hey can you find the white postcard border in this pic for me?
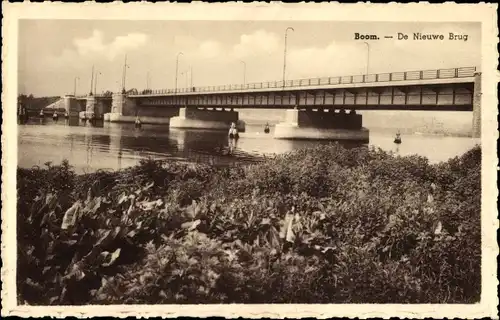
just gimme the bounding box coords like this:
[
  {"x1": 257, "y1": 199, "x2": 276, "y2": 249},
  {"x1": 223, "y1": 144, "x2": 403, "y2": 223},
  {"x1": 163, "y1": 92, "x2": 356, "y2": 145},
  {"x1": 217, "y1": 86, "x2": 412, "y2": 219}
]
[{"x1": 2, "y1": 2, "x2": 498, "y2": 318}]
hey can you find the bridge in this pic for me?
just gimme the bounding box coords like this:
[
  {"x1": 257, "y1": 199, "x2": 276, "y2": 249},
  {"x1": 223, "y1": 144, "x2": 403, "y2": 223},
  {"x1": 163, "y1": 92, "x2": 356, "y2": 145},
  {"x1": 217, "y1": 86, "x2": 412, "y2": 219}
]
[{"x1": 61, "y1": 66, "x2": 481, "y2": 140}]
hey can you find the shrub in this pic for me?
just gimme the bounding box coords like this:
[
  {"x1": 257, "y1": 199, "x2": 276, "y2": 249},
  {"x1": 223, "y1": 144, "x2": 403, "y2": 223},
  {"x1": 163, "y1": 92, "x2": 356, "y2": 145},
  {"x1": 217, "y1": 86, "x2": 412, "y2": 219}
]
[{"x1": 17, "y1": 144, "x2": 481, "y2": 304}]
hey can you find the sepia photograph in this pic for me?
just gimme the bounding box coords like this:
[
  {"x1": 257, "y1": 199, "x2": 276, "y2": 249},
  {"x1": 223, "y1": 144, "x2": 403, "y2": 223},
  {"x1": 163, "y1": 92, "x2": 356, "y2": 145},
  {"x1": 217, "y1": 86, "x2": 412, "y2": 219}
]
[{"x1": 2, "y1": 2, "x2": 498, "y2": 319}]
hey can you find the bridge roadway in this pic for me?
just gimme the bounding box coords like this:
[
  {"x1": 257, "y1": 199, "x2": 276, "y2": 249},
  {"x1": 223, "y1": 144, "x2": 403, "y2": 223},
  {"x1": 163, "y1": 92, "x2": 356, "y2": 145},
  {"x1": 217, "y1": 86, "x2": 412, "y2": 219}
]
[
  {"x1": 129, "y1": 66, "x2": 477, "y2": 112},
  {"x1": 65, "y1": 66, "x2": 481, "y2": 140}
]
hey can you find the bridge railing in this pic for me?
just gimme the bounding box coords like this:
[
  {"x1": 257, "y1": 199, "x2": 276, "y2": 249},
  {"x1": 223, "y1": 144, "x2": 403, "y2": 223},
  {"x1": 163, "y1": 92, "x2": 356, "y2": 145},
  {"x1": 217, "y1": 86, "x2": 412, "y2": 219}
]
[
  {"x1": 134, "y1": 66, "x2": 477, "y2": 96},
  {"x1": 74, "y1": 94, "x2": 112, "y2": 99}
]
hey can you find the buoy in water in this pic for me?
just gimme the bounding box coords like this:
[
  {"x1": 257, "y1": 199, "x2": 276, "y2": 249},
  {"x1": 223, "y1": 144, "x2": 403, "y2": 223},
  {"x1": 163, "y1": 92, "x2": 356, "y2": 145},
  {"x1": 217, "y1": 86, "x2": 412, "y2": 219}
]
[
  {"x1": 394, "y1": 133, "x2": 402, "y2": 144},
  {"x1": 228, "y1": 122, "x2": 239, "y2": 139}
]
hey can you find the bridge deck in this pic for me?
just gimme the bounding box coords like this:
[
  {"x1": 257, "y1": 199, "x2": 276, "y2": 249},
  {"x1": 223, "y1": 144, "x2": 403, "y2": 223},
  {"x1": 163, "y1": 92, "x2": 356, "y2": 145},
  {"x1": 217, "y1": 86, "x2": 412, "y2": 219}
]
[
  {"x1": 71, "y1": 67, "x2": 477, "y2": 112},
  {"x1": 130, "y1": 66, "x2": 477, "y2": 98}
]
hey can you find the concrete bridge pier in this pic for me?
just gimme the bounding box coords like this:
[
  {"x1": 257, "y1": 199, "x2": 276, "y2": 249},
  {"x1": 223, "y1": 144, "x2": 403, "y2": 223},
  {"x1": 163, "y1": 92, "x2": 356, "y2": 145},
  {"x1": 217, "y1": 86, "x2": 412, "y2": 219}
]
[
  {"x1": 105, "y1": 93, "x2": 135, "y2": 122},
  {"x1": 63, "y1": 96, "x2": 86, "y2": 117},
  {"x1": 79, "y1": 95, "x2": 111, "y2": 120},
  {"x1": 274, "y1": 108, "x2": 369, "y2": 142},
  {"x1": 170, "y1": 107, "x2": 246, "y2": 131},
  {"x1": 84, "y1": 95, "x2": 97, "y2": 119},
  {"x1": 472, "y1": 72, "x2": 481, "y2": 138}
]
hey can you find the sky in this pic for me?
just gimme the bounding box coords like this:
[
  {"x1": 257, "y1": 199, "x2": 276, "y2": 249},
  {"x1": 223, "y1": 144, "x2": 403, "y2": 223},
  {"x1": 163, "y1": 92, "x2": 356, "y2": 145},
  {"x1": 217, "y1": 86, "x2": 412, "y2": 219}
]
[{"x1": 18, "y1": 20, "x2": 481, "y2": 97}]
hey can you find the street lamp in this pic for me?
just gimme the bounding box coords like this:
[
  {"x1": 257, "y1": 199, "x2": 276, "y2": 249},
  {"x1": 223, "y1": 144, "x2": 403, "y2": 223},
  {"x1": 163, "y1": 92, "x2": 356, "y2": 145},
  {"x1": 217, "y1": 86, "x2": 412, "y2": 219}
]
[
  {"x1": 190, "y1": 66, "x2": 193, "y2": 88},
  {"x1": 363, "y1": 42, "x2": 370, "y2": 75},
  {"x1": 240, "y1": 60, "x2": 246, "y2": 86},
  {"x1": 73, "y1": 76, "x2": 79, "y2": 96},
  {"x1": 282, "y1": 27, "x2": 294, "y2": 88},
  {"x1": 94, "y1": 71, "x2": 102, "y2": 95},
  {"x1": 122, "y1": 54, "x2": 130, "y2": 93},
  {"x1": 175, "y1": 52, "x2": 184, "y2": 95},
  {"x1": 180, "y1": 71, "x2": 189, "y2": 88},
  {"x1": 89, "y1": 65, "x2": 94, "y2": 95}
]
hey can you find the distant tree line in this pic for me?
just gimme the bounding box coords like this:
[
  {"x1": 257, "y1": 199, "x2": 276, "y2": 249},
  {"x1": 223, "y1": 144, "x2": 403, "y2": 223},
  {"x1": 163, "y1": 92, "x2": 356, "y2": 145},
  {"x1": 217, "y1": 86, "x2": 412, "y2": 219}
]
[{"x1": 18, "y1": 94, "x2": 60, "y2": 111}]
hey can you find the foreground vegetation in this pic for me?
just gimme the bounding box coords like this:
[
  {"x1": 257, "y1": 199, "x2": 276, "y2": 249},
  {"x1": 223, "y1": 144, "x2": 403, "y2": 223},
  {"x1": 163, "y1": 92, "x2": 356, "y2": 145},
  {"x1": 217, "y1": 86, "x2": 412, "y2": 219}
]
[{"x1": 17, "y1": 143, "x2": 481, "y2": 304}]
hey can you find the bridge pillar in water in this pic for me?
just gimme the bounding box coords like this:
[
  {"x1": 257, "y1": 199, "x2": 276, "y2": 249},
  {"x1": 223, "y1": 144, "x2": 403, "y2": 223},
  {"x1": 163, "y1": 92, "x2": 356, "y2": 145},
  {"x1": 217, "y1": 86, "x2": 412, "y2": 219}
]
[
  {"x1": 84, "y1": 95, "x2": 97, "y2": 119},
  {"x1": 63, "y1": 96, "x2": 84, "y2": 117},
  {"x1": 274, "y1": 109, "x2": 369, "y2": 142},
  {"x1": 170, "y1": 107, "x2": 245, "y2": 131},
  {"x1": 472, "y1": 72, "x2": 481, "y2": 138},
  {"x1": 106, "y1": 93, "x2": 134, "y2": 122}
]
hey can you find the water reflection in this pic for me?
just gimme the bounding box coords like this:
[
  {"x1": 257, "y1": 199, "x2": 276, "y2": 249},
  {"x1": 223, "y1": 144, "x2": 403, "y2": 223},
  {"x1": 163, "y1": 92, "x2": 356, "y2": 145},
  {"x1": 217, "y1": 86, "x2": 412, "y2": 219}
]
[
  {"x1": 169, "y1": 129, "x2": 263, "y2": 165},
  {"x1": 36, "y1": 116, "x2": 107, "y2": 128}
]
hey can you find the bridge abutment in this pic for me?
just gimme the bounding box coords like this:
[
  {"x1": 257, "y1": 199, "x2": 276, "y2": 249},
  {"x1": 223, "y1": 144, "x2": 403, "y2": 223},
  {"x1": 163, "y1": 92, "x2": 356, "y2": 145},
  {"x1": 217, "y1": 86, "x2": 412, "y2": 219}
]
[
  {"x1": 274, "y1": 109, "x2": 369, "y2": 142},
  {"x1": 472, "y1": 72, "x2": 481, "y2": 138},
  {"x1": 170, "y1": 107, "x2": 245, "y2": 131}
]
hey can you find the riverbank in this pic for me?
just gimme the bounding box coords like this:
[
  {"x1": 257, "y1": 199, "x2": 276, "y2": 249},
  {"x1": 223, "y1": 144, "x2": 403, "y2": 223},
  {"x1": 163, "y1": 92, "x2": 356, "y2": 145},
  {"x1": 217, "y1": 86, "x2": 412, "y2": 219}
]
[{"x1": 17, "y1": 143, "x2": 481, "y2": 304}]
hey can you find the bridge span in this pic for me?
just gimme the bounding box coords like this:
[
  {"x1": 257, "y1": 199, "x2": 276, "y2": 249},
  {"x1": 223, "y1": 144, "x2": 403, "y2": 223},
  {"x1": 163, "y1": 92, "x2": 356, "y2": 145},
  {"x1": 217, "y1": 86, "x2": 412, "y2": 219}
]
[{"x1": 63, "y1": 66, "x2": 481, "y2": 140}]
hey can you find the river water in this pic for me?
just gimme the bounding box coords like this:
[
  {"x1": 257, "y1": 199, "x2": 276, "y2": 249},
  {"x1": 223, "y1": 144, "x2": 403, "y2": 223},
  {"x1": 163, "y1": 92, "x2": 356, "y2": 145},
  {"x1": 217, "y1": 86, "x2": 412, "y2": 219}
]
[{"x1": 18, "y1": 110, "x2": 480, "y2": 174}]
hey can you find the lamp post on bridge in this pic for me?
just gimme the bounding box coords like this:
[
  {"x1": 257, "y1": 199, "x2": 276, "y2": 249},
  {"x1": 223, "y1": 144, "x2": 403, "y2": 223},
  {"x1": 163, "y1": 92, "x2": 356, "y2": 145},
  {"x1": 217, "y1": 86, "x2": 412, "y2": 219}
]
[
  {"x1": 175, "y1": 52, "x2": 184, "y2": 93},
  {"x1": 146, "y1": 71, "x2": 151, "y2": 90},
  {"x1": 180, "y1": 70, "x2": 189, "y2": 88},
  {"x1": 89, "y1": 65, "x2": 94, "y2": 96},
  {"x1": 122, "y1": 54, "x2": 130, "y2": 94},
  {"x1": 363, "y1": 42, "x2": 370, "y2": 75},
  {"x1": 190, "y1": 66, "x2": 193, "y2": 88},
  {"x1": 94, "y1": 71, "x2": 102, "y2": 96},
  {"x1": 282, "y1": 27, "x2": 294, "y2": 89},
  {"x1": 240, "y1": 60, "x2": 246, "y2": 86},
  {"x1": 175, "y1": 52, "x2": 184, "y2": 103},
  {"x1": 73, "y1": 76, "x2": 79, "y2": 97}
]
